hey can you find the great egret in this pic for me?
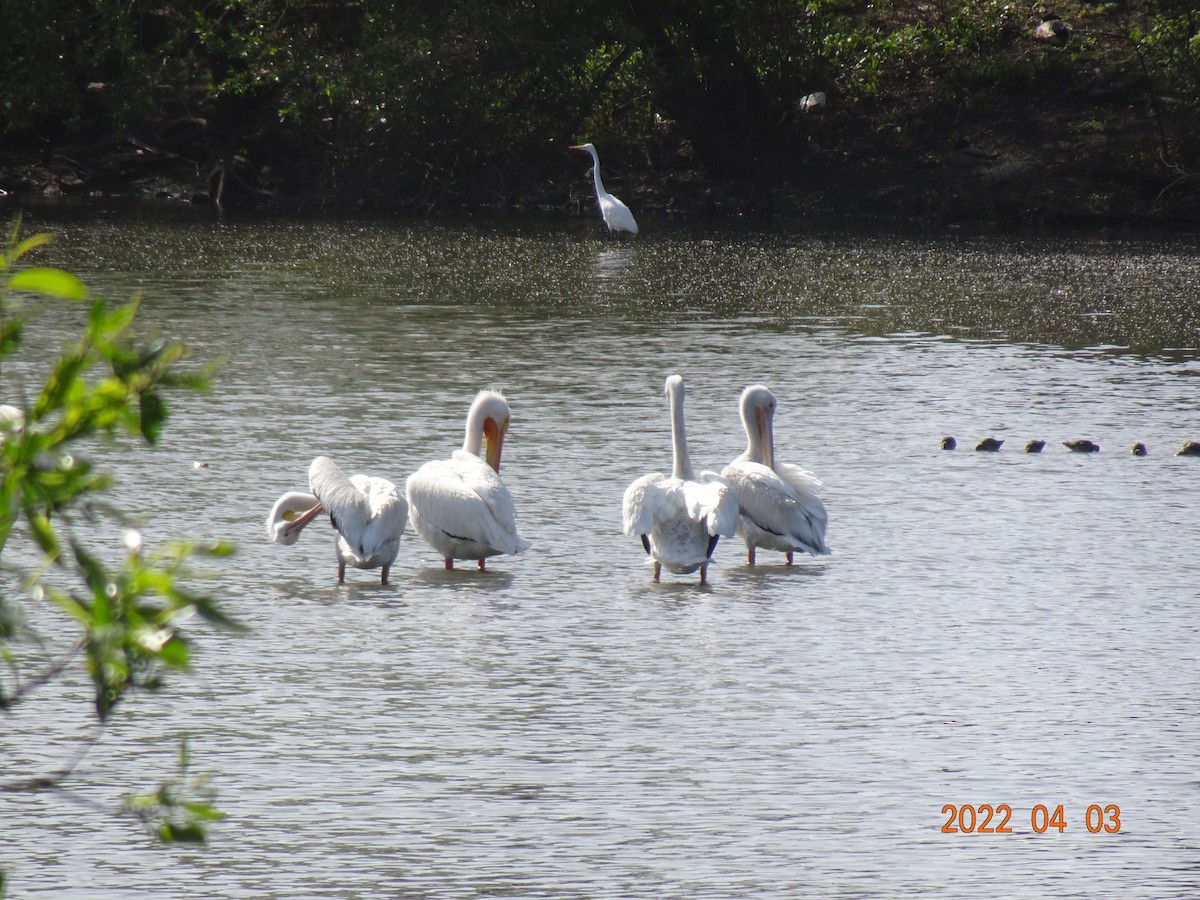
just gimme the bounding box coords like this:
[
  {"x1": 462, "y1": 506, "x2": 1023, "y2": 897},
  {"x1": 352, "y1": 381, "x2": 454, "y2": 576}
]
[
  {"x1": 405, "y1": 390, "x2": 531, "y2": 570},
  {"x1": 266, "y1": 456, "x2": 408, "y2": 584},
  {"x1": 570, "y1": 142, "x2": 639, "y2": 235},
  {"x1": 623, "y1": 375, "x2": 737, "y2": 583},
  {"x1": 721, "y1": 384, "x2": 829, "y2": 566}
]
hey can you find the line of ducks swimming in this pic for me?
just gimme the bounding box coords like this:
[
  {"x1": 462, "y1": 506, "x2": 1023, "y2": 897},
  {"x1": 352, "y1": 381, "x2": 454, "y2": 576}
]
[
  {"x1": 941, "y1": 436, "x2": 1200, "y2": 456},
  {"x1": 266, "y1": 377, "x2": 830, "y2": 586}
]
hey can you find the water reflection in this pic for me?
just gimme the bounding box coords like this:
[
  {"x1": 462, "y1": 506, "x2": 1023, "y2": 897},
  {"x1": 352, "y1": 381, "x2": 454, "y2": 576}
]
[
  {"x1": 3, "y1": 210, "x2": 1198, "y2": 900},
  {"x1": 28, "y1": 210, "x2": 1200, "y2": 358},
  {"x1": 588, "y1": 245, "x2": 636, "y2": 286}
]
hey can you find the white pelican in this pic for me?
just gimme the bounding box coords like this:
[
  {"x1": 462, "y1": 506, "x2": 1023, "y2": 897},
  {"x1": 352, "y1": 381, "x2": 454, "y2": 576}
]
[
  {"x1": 721, "y1": 384, "x2": 830, "y2": 566},
  {"x1": 405, "y1": 390, "x2": 531, "y2": 570},
  {"x1": 570, "y1": 142, "x2": 639, "y2": 235},
  {"x1": 623, "y1": 375, "x2": 738, "y2": 584},
  {"x1": 266, "y1": 456, "x2": 408, "y2": 584}
]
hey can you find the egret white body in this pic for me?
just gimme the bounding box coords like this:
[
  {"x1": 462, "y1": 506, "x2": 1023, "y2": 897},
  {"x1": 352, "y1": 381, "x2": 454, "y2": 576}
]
[
  {"x1": 406, "y1": 390, "x2": 531, "y2": 570},
  {"x1": 266, "y1": 456, "x2": 408, "y2": 583},
  {"x1": 622, "y1": 375, "x2": 738, "y2": 583},
  {"x1": 570, "y1": 142, "x2": 639, "y2": 235},
  {"x1": 721, "y1": 384, "x2": 829, "y2": 565}
]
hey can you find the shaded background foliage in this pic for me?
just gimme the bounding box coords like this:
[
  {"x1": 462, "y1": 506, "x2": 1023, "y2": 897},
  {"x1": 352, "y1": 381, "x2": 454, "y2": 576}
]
[{"x1": 1, "y1": 1, "x2": 1198, "y2": 220}]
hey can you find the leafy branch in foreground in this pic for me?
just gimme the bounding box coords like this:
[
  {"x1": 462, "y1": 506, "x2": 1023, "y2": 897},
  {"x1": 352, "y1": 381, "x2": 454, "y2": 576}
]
[{"x1": 0, "y1": 217, "x2": 239, "y2": 861}]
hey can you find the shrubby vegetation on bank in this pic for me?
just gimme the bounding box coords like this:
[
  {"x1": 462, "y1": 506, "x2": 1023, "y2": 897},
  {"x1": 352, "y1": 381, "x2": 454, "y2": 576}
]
[{"x1": 1, "y1": 2, "x2": 1198, "y2": 225}]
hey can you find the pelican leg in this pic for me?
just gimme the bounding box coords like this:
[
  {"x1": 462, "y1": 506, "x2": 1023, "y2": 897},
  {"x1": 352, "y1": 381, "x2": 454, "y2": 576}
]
[
  {"x1": 444, "y1": 558, "x2": 454, "y2": 571},
  {"x1": 381, "y1": 565, "x2": 390, "y2": 585},
  {"x1": 786, "y1": 551, "x2": 794, "y2": 566},
  {"x1": 338, "y1": 560, "x2": 346, "y2": 583},
  {"x1": 477, "y1": 559, "x2": 486, "y2": 572},
  {"x1": 699, "y1": 564, "x2": 708, "y2": 585},
  {"x1": 747, "y1": 546, "x2": 756, "y2": 566},
  {"x1": 652, "y1": 561, "x2": 661, "y2": 582}
]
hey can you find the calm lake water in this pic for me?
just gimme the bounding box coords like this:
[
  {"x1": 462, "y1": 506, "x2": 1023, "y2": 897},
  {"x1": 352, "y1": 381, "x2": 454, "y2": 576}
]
[{"x1": 2, "y1": 208, "x2": 1198, "y2": 898}]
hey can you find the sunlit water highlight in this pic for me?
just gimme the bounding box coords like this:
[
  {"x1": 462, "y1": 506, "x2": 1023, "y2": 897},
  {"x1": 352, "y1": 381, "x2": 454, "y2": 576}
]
[{"x1": 2, "y1": 211, "x2": 1198, "y2": 898}]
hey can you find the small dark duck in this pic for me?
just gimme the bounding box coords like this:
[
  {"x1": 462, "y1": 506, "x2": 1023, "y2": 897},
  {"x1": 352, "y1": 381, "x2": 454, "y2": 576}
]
[
  {"x1": 1024, "y1": 440, "x2": 1046, "y2": 453},
  {"x1": 1064, "y1": 439, "x2": 1100, "y2": 453},
  {"x1": 976, "y1": 437, "x2": 1004, "y2": 452},
  {"x1": 1131, "y1": 442, "x2": 1148, "y2": 457},
  {"x1": 941, "y1": 436, "x2": 957, "y2": 450},
  {"x1": 1176, "y1": 440, "x2": 1200, "y2": 457}
]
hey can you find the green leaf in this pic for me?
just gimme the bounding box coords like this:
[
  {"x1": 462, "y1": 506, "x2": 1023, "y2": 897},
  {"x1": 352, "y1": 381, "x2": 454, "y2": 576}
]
[
  {"x1": 183, "y1": 800, "x2": 225, "y2": 822},
  {"x1": 44, "y1": 586, "x2": 93, "y2": 626},
  {"x1": 0, "y1": 318, "x2": 23, "y2": 356},
  {"x1": 71, "y1": 539, "x2": 112, "y2": 600},
  {"x1": 194, "y1": 540, "x2": 236, "y2": 558},
  {"x1": 10, "y1": 232, "x2": 52, "y2": 263},
  {"x1": 188, "y1": 595, "x2": 246, "y2": 632},
  {"x1": 157, "y1": 634, "x2": 191, "y2": 669},
  {"x1": 139, "y1": 391, "x2": 167, "y2": 444},
  {"x1": 159, "y1": 822, "x2": 208, "y2": 844},
  {"x1": 8, "y1": 267, "x2": 89, "y2": 301},
  {"x1": 26, "y1": 511, "x2": 60, "y2": 558}
]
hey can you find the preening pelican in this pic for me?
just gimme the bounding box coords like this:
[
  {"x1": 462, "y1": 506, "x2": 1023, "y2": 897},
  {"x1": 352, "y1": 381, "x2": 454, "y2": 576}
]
[
  {"x1": 623, "y1": 375, "x2": 738, "y2": 583},
  {"x1": 570, "y1": 142, "x2": 639, "y2": 235},
  {"x1": 721, "y1": 385, "x2": 829, "y2": 566},
  {"x1": 406, "y1": 390, "x2": 531, "y2": 570},
  {"x1": 266, "y1": 456, "x2": 408, "y2": 584}
]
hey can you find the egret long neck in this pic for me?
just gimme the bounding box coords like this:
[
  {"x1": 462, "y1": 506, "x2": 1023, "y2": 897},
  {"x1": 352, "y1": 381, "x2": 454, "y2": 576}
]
[
  {"x1": 669, "y1": 387, "x2": 695, "y2": 481},
  {"x1": 587, "y1": 148, "x2": 607, "y2": 197}
]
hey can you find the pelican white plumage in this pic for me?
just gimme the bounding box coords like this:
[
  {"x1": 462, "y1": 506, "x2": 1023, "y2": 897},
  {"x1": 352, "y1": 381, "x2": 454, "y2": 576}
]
[
  {"x1": 405, "y1": 390, "x2": 531, "y2": 570},
  {"x1": 622, "y1": 375, "x2": 738, "y2": 584},
  {"x1": 721, "y1": 384, "x2": 829, "y2": 566},
  {"x1": 266, "y1": 456, "x2": 408, "y2": 583},
  {"x1": 570, "y1": 142, "x2": 639, "y2": 235}
]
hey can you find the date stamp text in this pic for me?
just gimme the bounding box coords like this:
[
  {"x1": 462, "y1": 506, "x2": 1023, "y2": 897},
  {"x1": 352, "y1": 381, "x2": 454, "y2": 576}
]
[{"x1": 941, "y1": 804, "x2": 1121, "y2": 834}]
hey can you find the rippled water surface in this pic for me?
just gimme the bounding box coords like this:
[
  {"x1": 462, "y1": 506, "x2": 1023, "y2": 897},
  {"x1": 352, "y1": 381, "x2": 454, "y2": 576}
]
[{"x1": 2, "y1": 210, "x2": 1199, "y2": 898}]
